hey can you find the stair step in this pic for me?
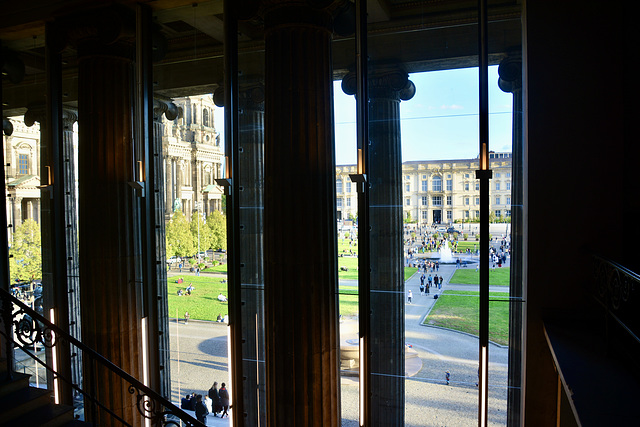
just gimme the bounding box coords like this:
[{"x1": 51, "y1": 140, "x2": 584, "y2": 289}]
[
  {"x1": 0, "y1": 400, "x2": 76, "y2": 427},
  {"x1": 0, "y1": 371, "x2": 31, "y2": 398},
  {"x1": 0, "y1": 385, "x2": 53, "y2": 421}
]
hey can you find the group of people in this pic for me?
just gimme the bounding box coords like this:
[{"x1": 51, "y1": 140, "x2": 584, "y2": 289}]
[
  {"x1": 180, "y1": 382, "x2": 230, "y2": 423},
  {"x1": 177, "y1": 282, "x2": 196, "y2": 296},
  {"x1": 419, "y1": 273, "x2": 443, "y2": 295}
]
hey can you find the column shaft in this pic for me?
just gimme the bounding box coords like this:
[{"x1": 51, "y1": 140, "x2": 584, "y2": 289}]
[
  {"x1": 264, "y1": 11, "x2": 341, "y2": 426},
  {"x1": 77, "y1": 41, "x2": 142, "y2": 426}
]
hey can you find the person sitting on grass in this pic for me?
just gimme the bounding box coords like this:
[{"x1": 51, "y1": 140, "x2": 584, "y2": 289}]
[
  {"x1": 177, "y1": 289, "x2": 183, "y2": 296},
  {"x1": 218, "y1": 293, "x2": 228, "y2": 302}
]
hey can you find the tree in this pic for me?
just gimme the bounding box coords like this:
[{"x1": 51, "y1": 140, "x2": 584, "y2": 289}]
[
  {"x1": 206, "y1": 211, "x2": 227, "y2": 250},
  {"x1": 9, "y1": 219, "x2": 42, "y2": 282},
  {"x1": 166, "y1": 210, "x2": 195, "y2": 257},
  {"x1": 190, "y1": 211, "x2": 213, "y2": 253}
]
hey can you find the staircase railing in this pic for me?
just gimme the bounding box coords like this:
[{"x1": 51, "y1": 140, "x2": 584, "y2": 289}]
[
  {"x1": 592, "y1": 255, "x2": 640, "y2": 347},
  {"x1": 0, "y1": 288, "x2": 204, "y2": 427}
]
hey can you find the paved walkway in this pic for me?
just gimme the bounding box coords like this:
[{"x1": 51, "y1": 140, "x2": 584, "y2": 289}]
[{"x1": 166, "y1": 259, "x2": 513, "y2": 426}]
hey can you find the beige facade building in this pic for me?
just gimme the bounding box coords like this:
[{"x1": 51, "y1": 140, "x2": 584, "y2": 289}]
[
  {"x1": 161, "y1": 95, "x2": 224, "y2": 220},
  {"x1": 336, "y1": 152, "x2": 513, "y2": 225},
  {"x1": 3, "y1": 117, "x2": 42, "y2": 237},
  {"x1": 3, "y1": 95, "x2": 224, "y2": 235}
]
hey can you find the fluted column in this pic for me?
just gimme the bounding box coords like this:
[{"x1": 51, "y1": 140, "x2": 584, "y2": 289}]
[
  {"x1": 153, "y1": 97, "x2": 178, "y2": 399},
  {"x1": 498, "y1": 52, "x2": 523, "y2": 426},
  {"x1": 215, "y1": 80, "x2": 267, "y2": 425},
  {"x1": 60, "y1": 6, "x2": 143, "y2": 425},
  {"x1": 263, "y1": 2, "x2": 341, "y2": 425},
  {"x1": 344, "y1": 66, "x2": 415, "y2": 425}
]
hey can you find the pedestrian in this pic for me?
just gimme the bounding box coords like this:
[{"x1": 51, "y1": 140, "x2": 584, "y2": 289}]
[
  {"x1": 184, "y1": 311, "x2": 190, "y2": 325},
  {"x1": 219, "y1": 382, "x2": 230, "y2": 418},
  {"x1": 419, "y1": 283, "x2": 424, "y2": 296},
  {"x1": 208, "y1": 382, "x2": 221, "y2": 416},
  {"x1": 439, "y1": 275, "x2": 443, "y2": 289},
  {"x1": 179, "y1": 262, "x2": 183, "y2": 273},
  {"x1": 407, "y1": 289, "x2": 413, "y2": 304},
  {"x1": 195, "y1": 394, "x2": 209, "y2": 424},
  {"x1": 445, "y1": 370, "x2": 450, "y2": 385}
]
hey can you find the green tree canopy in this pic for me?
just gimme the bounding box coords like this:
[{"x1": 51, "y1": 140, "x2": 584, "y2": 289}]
[
  {"x1": 166, "y1": 210, "x2": 195, "y2": 257},
  {"x1": 190, "y1": 211, "x2": 213, "y2": 253},
  {"x1": 206, "y1": 211, "x2": 227, "y2": 251},
  {"x1": 9, "y1": 218, "x2": 42, "y2": 282}
]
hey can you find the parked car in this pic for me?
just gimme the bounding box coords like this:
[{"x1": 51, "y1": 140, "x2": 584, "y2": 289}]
[
  {"x1": 446, "y1": 227, "x2": 461, "y2": 234},
  {"x1": 167, "y1": 256, "x2": 181, "y2": 264}
]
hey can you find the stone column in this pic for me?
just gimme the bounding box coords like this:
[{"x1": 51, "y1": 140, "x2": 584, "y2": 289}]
[
  {"x1": 153, "y1": 97, "x2": 178, "y2": 399},
  {"x1": 263, "y1": 2, "x2": 341, "y2": 425},
  {"x1": 498, "y1": 52, "x2": 523, "y2": 426},
  {"x1": 12, "y1": 197, "x2": 22, "y2": 230},
  {"x1": 343, "y1": 65, "x2": 415, "y2": 425},
  {"x1": 165, "y1": 156, "x2": 173, "y2": 218},
  {"x1": 215, "y1": 80, "x2": 267, "y2": 425},
  {"x1": 62, "y1": 6, "x2": 144, "y2": 425}
]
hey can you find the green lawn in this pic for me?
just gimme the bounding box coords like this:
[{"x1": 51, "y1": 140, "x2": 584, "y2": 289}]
[
  {"x1": 424, "y1": 290, "x2": 510, "y2": 345},
  {"x1": 449, "y1": 267, "x2": 511, "y2": 286},
  {"x1": 167, "y1": 275, "x2": 229, "y2": 321}
]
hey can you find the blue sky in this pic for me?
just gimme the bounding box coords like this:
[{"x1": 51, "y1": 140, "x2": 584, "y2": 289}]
[
  {"x1": 214, "y1": 65, "x2": 513, "y2": 166},
  {"x1": 333, "y1": 65, "x2": 513, "y2": 165}
]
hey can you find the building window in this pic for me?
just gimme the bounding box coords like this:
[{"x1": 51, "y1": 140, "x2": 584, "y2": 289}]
[
  {"x1": 432, "y1": 176, "x2": 442, "y2": 192},
  {"x1": 465, "y1": 197, "x2": 470, "y2": 205},
  {"x1": 421, "y1": 196, "x2": 428, "y2": 206},
  {"x1": 18, "y1": 154, "x2": 29, "y2": 175},
  {"x1": 203, "y1": 109, "x2": 209, "y2": 127},
  {"x1": 405, "y1": 198, "x2": 411, "y2": 206},
  {"x1": 496, "y1": 182, "x2": 501, "y2": 191},
  {"x1": 446, "y1": 179, "x2": 452, "y2": 191},
  {"x1": 422, "y1": 211, "x2": 428, "y2": 220},
  {"x1": 475, "y1": 197, "x2": 480, "y2": 205},
  {"x1": 505, "y1": 210, "x2": 512, "y2": 217},
  {"x1": 336, "y1": 179, "x2": 343, "y2": 194},
  {"x1": 464, "y1": 183, "x2": 469, "y2": 191},
  {"x1": 496, "y1": 197, "x2": 501, "y2": 205},
  {"x1": 465, "y1": 211, "x2": 470, "y2": 218},
  {"x1": 446, "y1": 196, "x2": 452, "y2": 205},
  {"x1": 346, "y1": 197, "x2": 351, "y2": 207},
  {"x1": 495, "y1": 172, "x2": 501, "y2": 178},
  {"x1": 346, "y1": 181, "x2": 351, "y2": 193},
  {"x1": 432, "y1": 196, "x2": 442, "y2": 206},
  {"x1": 421, "y1": 180, "x2": 428, "y2": 192},
  {"x1": 337, "y1": 198, "x2": 343, "y2": 208},
  {"x1": 446, "y1": 211, "x2": 452, "y2": 220},
  {"x1": 495, "y1": 210, "x2": 501, "y2": 218},
  {"x1": 506, "y1": 197, "x2": 511, "y2": 205},
  {"x1": 475, "y1": 183, "x2": 480, "y2": 191},
  {"x1": 405, "y1": 183, "x2": 411, "y2": 192},
  {"x1": 506, "y1": 182, "x2": 511, "y2": 191}
]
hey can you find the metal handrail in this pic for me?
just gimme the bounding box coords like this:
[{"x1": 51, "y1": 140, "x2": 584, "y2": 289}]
[
  {"x1": 0, "y1": 288, "x2": 204, "y2": 427},
  {"x1": 592, "y1": 255, "x2": 640, "y2": 346}
]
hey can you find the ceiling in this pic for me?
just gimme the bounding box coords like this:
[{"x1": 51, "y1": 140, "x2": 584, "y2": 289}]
[{"x1": 1, "y1": 0, "x2": 521, "y2": 116}]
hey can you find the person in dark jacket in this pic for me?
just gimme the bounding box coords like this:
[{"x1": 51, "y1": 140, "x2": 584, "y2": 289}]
[
  {"x1": 194, "y1": 394, "x2": 209, "y2": 424},
  {"x1": 208, "y1": 382, "x2": 221, "y2": 416},
  {"x1": 219, "y1": 383, "x2": 230, "y2": 418}
]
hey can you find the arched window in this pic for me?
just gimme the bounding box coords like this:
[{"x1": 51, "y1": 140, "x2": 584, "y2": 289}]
[{"x1": 203, "y1": 108, "x2": 209, "y2": 127}]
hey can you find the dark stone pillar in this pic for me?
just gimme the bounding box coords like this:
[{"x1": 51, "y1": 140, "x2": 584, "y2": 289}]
[
  {"x1": 216, "y1": 80, "x2": 267, "y2": 425},
  {"x1": 64, "y1": 6, "x2": 144, "y2": 425},
  {"x1": 498, "y1": 52, "x2": 523, "y2": 426},
  {"x1": 343, "y1": 66, "x2": 415, "y2": 425},
  {"x1": 153, "y1": 97, "x2": 178, "y2": 399},
  {"x1": 263, "y1": 2, "x2": 341, "y2": 425}
]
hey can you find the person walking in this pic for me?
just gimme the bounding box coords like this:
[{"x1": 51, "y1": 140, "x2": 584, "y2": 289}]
[
  {"x1": 208, "y1": 382, "x2": 221, "y2": 416},
  {"x1": 184, "y1": 311, "x2": 190, "y2": 325},
  {"x1": 407, "y1": 289, "x2": 413, "y2": 304},
  {"x1": 219, "y1": 383, "x2": 230, "y2": 418}
]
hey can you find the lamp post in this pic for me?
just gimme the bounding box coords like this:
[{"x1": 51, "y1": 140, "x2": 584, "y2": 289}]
[{"x1": 194, "y1": 201, "x2": 200, "y2": 261}]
